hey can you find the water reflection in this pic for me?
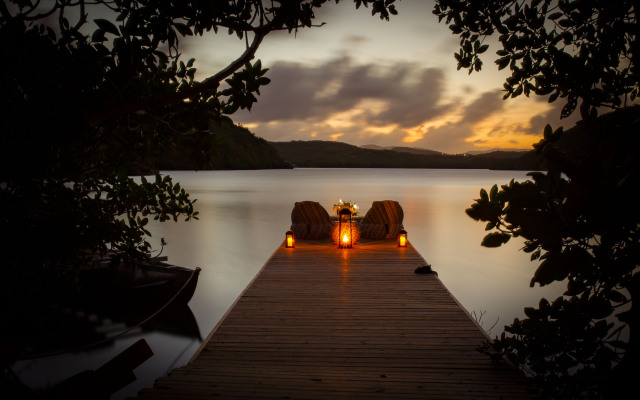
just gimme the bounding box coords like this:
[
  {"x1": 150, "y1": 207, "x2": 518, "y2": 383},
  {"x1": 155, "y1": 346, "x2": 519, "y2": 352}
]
[
  {"x1": 12, "y1": 303, "x2": 202, "y2": 399},
  {"x1": 14, "y1": 168, "x2": 565, "y2": 399}
]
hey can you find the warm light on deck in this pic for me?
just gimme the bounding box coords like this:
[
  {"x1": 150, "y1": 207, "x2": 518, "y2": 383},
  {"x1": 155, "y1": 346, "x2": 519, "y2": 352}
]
[
  {"x1": 398, "y1": 229, "x2": 407, "y2": 247},
  {"x1": 285, "y1": 229, "x2": 295, "y2": 248},
  {"x1": 342, "y1": 233, "x2": 349, "y2": 243}
]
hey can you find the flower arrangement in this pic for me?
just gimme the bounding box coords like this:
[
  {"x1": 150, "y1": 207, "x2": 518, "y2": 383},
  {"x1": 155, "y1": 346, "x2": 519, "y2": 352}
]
[{"x1": 332, "y1": 199, "x2": 359, "y2": 217}]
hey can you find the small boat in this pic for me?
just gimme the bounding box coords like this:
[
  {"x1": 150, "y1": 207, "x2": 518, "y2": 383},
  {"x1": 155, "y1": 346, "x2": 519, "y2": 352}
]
[
  {"x1": 78, "y1": 252, "x2": 202, "y2": 308},
  {"x1": 4, "y1": 254, "x2": 203, "y2": 400},
  {"x1": 12, "y1": 253, "x2": 202, "y2": 360}
]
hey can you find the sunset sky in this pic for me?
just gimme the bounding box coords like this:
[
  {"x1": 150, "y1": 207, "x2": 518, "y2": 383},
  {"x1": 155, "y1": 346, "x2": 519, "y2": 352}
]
[{"x1": 184, "y1": 1, "x2": 581, "y2": 154}]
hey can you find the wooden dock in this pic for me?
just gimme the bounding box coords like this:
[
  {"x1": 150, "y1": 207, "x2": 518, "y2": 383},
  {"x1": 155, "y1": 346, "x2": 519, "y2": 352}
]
[{"x1": 133, "y1": 239, "x2": 537, "y2": 399}]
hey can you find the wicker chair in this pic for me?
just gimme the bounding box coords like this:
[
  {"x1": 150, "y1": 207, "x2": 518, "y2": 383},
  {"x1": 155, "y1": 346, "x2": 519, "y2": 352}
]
[
  {"x1": 359, "y1": 200, "x2": 404, "y2": 240},
  {"x1": 290, "y1": 201, "x2": 333, "y2": 239}
]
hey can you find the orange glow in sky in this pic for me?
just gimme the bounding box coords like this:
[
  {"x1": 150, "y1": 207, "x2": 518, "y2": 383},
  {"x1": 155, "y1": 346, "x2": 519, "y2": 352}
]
[
  {"x1": 195, "y1": 2, "x2": 582, "y2": 153},
  {"x1": 466, "y1": 98, "x2": 553, "y2": 149}
]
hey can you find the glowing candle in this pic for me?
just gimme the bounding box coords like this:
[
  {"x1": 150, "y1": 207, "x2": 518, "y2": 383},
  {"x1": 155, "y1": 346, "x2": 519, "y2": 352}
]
[
  {"x1": 285, "y1": 230, "x2": 295, "y2": 248},
  {"x1": 398, "y1": 229, "x2": 407, "y2": 247}
]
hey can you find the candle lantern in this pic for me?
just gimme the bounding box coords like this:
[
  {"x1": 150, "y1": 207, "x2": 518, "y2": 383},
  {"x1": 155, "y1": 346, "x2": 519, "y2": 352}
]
[
  {"x1": 338, "y1": 208, "x2": 353, "y2": 249},
  {"x1": 285, "y1": 229, "x2": 295, "y2": 248},
  {"x1": 398, "y1": 228, "x2": 408, "y2": 247}
]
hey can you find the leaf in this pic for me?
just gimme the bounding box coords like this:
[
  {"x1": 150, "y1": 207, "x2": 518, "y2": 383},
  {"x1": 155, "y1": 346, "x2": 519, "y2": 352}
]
[
  {"x1": 465, "y1": 199, "x2": 499, "y2": 222},
  {"x1": 558, "y1": 18, "x2": 575, "y2": 28},
  {"x1": 543, "y1": 124, "x2": 553, "y2": 139},
  {"x1": 449, "y1": 24, "x2": 463, "y2": 34},
  {"x1": 463, "y1": 40, "x2": 473, "y2": 53},
  {"x1": 513, "y1": 84, "x2": 523, "y2": 97},
  {"x1": 539, "y1": 298, "x2": 551, "y2": 313},
  {"x1": 256, "y1": 77, "x2": 271, "y2": 86},
  {"x1": 489, "y1": 184, "x2": 498, "y2": 202},
  {"x1": 481, "y1": 232, "x2": 511, "y2": 247},
  {"x1": 94, "y1": 19, "x2": 120, "y2": 36},
  {"x1": 91, "y1": 29, "x2": 106, "y2": 43},
  {"x1": 548, "y1": 12, "x2": 563, "y2": 20},
  {"x1": 496, "y1": 56, "x2": 510, "y2": 70},
  {"x1": 561, "y1": 97, "x2": 578, "y2": 118},
  {"x1": 480, "y1": 188, "x2": 489, "y2": 202},
  {"x1": 530, "y1": 249, "x2": 541, "y2": 261},
  {"x1": 174, "y1": 23, "x2": 193, "y2": 36},
  {"x1": 524, "y1": 307, "x2": 537, "y2": 319},
  {"x1": 530, "y1": 252, "x2": 569, "y2": 287},
  {"x1": 564, "y1": 278, "x2": 586, "y2": 296},
  {"x1": 523, "y1": 241, "x2": 538, "y2": 253}
]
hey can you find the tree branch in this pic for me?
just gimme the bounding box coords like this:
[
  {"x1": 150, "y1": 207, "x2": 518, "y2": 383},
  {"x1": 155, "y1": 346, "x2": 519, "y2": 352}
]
[{"x1": 88, "y1": 29, "x2": 266, "y2": 127}]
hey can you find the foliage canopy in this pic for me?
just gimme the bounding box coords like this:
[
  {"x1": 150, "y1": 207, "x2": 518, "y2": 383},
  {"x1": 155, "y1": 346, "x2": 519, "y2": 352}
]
[
  {"x1": 0, "y1": 0, "x2": 398, "y2": 359},
  {"x1": 434, "y1": 0, "x2": 639, "y2": 119},
  {"x1": 434, "y1": 1, "x2": 639, "y2": 398}
]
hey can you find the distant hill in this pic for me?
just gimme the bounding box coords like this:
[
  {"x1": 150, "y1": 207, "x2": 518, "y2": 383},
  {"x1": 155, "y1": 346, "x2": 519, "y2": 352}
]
[
  {"x1": 130, "y1": 121, "x2": 542, "y2": 172},
  {"x1": 360, "y1": 144, "x2": 442, "y2": 156},
  {"x1": 466, "y1": 148, "x2": 529, "y2": 155},
  {"x1": 141, "y1": 121, "x2": 292, "y2": 172},
  {"x1": 361, "y1": 144, "x2": 529, "y2": 157},
  {"x1": 269, "y1": 140, "x2": 541, "y2": 170},
  {"x1": 360, "y1": 144, "x2": 390, "y2": 151},
  {"x1": 385, "y1": 146, "x2": 443, "y2": 156}
]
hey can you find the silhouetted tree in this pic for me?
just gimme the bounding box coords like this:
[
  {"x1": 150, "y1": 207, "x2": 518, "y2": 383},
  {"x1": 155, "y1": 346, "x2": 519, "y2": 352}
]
[
  {"x1": 0, "y1": 0, "x2": 397, "y2": 360},
  {"x1": 434, "y1": 1, "x2": 639, "y2": 398}
]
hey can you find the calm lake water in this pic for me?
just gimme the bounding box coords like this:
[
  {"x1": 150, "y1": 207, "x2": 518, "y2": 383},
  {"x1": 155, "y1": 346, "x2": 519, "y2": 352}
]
[{"x1": 15, "y1": 168, "x2": 563, "y2": 399}]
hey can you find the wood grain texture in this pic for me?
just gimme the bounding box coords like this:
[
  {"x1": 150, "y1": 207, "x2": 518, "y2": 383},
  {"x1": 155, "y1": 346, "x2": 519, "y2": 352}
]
[{"x1": 132, "y1": 239, "x2": 538, "y2": 399}]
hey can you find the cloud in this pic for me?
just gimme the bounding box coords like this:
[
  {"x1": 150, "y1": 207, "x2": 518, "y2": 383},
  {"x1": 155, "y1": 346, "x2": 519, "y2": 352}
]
[
  {"x1": 460, "y1": 90, "x2": 505, "y2": 124},
  {"x1": 410, "y1": 91, "x2": 585, "y2": 153},
  {"x1": 345, "y1": 34, "x2": 370, "y2": 46},
  {"x1": 233, "y1": 56, "x2": 582, "y2": 154},
  {"x1": 408, "y1": 90, "x2": 505, "y2": 153},
  {"x1": 235, "y1": 56, "x2": 452, "y2": 135},
  {"x1": 526, "y1": 96, "x2": 582, "y2": 135}
]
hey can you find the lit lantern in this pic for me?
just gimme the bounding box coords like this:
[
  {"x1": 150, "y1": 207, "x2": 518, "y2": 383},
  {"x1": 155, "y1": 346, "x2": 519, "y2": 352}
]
[
  {"x1": 338, "y1": 208, "x2": 353, "y2": 248},
  {"x1": 398, "y1": 228, "x2": 408, "y2": 247},
  {"x1": 285, "y1": 229, "x2": 295, "y2": 248}
]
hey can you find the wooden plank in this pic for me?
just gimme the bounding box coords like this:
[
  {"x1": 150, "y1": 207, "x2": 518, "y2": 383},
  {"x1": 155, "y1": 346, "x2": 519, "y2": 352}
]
[{"x1": 130, "y1": 239, "x2": 538, "y2": 399}]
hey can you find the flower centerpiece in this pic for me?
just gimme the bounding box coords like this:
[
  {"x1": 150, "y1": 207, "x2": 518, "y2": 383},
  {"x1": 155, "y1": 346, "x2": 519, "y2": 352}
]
[{"x1": 332, "y1": 199, "x2": 359, "y2": 217}]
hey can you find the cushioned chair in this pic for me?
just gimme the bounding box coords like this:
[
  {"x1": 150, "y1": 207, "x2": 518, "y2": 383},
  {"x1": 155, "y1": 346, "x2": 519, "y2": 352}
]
[
  {"x1": 359, "y1": 200, "x2": 404, "y2": 240},
  {"x1": 290, "y1": 201, "x2": 333, "y2": 239}
]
